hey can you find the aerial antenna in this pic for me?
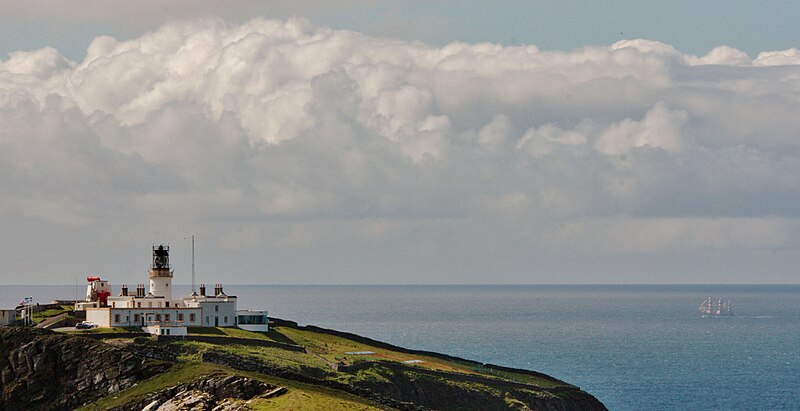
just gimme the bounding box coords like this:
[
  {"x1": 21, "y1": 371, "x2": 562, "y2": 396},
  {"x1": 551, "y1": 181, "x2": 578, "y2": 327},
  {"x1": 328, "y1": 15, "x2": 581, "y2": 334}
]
[
  {"x1": 184, "y1": 234, "x2": 196, "y2": 294},
  {"x1": 191, "y1": 235, "x2": 195, "y2": 294}
]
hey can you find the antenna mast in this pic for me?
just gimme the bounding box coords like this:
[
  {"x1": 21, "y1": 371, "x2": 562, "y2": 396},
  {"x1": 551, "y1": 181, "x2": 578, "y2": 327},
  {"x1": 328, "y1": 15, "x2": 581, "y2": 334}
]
[{"x1": 191, "y1": 235, "x2": 196, "y2": 294}]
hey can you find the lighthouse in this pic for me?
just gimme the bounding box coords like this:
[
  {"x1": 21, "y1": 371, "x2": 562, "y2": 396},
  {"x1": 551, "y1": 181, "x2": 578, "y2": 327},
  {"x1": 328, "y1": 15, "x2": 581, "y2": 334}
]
[
  {"x1": 78, "y1": 242, "x2": 265, "y2": 334},
  {"x1": 149, "y1": 245, "x2": 173, "y2": 300}
]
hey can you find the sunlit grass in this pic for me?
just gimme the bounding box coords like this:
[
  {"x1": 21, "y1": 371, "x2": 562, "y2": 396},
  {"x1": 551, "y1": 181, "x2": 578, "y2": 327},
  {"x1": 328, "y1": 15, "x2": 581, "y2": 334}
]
[{"x1": 273, "y1": 326, "x2": 564, "y2": 388}]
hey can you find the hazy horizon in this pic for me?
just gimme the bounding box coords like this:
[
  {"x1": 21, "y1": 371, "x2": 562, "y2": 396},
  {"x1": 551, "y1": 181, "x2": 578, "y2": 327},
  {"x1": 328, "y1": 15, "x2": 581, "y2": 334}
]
[{"x1": 4, "y1": 282, "x2": 799, "y2": 287}]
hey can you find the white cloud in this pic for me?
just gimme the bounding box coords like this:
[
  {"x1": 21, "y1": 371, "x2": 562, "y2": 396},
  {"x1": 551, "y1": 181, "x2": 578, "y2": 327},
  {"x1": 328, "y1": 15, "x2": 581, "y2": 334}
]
[
  {"x1": 2, "y1": 18, "x2": 800, "y2": 282},
  {"x1": 754, "y1": 48, "x2": 800, "y2": 66},
  {"x1": 595, "y1": 102, "x2": 691, "y2": 155},
  {"x1": 689, "y1": 46, "x2": 752, "y2": 66}
]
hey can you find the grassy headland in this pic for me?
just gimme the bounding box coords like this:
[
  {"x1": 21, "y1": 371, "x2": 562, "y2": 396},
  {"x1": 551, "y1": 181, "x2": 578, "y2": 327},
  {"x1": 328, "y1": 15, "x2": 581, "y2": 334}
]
[{"x1": 4, "y1": 317, "x2": 606, "y2": 410}]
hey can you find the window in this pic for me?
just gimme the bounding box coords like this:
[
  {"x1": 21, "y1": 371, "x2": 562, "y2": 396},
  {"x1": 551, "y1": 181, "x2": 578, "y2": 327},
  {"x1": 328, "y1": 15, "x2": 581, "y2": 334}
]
[
  {"x1": 126, "y1": 315, "x2": 129, "y2": 322},
  {"x1": 165, "y1": 314, "x2": 170, "y2": 322},
  {"x1": 215, "y1": 305, "x2": 219, "y2": 312},
  {"x1": 238, "y1": 314, "x2": 267, "y2": 325},
  {"x1": 134, "y1": 314, "x2": 140, "y2": 323},
  {"x1": 155, "y1": 314, "x2": 161, "y2": 321},
  {"x1": 205, "y1": 316, "x2": 209, "y2": 325},
  {"x1": 137, "y1": 302, "x2": 141, "y2": 308},
  {"x1": 177, "y1": 313, "x2": 184, "y2": 322},
  {"x1": 224, "y1": 316, "x2": 228, "y2": 323},
  {"x1": 165, "y1": 302, "x2": 169, "y2": 307},
  {"x1": 112, "y1": 302, "x2": 116, "y2": 308},
  {"x1": 190, "y1": 313, "x2": 196, "y2": 322},
  {"x1": 114, "y1": 314, "x2": 120, "y2": 323}
]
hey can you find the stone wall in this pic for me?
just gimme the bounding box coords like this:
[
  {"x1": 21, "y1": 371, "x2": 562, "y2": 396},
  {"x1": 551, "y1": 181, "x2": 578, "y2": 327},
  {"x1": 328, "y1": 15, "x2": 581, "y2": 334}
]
[{"x1": 155, "y1": 334, "x2": 306, "y2": 352}]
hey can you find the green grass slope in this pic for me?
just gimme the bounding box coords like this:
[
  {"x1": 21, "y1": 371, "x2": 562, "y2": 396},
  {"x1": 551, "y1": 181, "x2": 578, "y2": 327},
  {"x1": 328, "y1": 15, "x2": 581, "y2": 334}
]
[{"x1": 71, "y1": 321, "x2": 605, "y2": 410}]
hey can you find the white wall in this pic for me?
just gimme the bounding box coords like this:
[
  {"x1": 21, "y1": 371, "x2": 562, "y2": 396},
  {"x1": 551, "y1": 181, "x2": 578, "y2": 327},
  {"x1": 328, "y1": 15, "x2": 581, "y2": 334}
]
[
  {"x1": 198, "y1": 301, "x2": 236, "y2": 326},
  {"x1": 238, "y1": 324, "x2": 269, "y2": 332},
  {"x1": 236, "y1": 310, "x2": 269, "y2": 331},
  {"x1": 85, "y1": 309, "x2": 111, "y2": 327},
  {"x1": 145, "y1": 325, "x2": 187, "y2": 336},
  {"x1": 87, "y1": 301, "x2": 238, "y2": 328},
  {"x1": 107, "y1": 308, "x2": 202, "y2": 327},
  {"x1": 149, "y1": 276, "x2": 173, "y2": 300}
]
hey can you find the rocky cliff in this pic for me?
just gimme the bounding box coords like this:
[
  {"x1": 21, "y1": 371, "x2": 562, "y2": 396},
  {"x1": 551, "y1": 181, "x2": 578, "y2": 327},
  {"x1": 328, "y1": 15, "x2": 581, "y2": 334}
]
[{"x1": 0, "y1": 327, "x2": 168, "y2": 410}]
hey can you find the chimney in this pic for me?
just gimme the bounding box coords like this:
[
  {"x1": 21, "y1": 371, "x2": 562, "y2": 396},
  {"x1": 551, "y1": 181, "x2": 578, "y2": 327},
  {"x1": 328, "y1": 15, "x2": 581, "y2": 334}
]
[
  {"x1": 137, "y1": 284, "x2": 145, "y2": 297},
  {"x1": 121, "y1": 285, "x2": 128, "y2": 296},
  {"x1": 199, "y1": 284, "x2": 206, "y2": 296},
  {"x1": 219, "y1": 284, "x2": 224, "y2": 295}
]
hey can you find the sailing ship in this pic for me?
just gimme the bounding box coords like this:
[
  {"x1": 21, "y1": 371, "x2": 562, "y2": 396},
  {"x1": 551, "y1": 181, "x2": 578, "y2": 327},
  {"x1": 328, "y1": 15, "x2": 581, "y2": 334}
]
[{"x1": 699, "y1": 297, "x2": 732, "y2": 317}]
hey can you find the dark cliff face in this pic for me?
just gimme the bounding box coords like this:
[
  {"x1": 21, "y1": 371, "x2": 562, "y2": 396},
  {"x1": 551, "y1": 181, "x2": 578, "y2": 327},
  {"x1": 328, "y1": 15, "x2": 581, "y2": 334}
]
[
  {"x1": 349, "y1": 362, "x2": 607, "y2": 411},
  {"x1": 0, "y1": 327, "x2": 169, "y2": 411}
]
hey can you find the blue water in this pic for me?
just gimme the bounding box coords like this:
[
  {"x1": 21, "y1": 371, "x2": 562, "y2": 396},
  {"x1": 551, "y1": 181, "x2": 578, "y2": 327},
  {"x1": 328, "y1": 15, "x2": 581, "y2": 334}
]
[{"x1": 2, "y1": 284, "x2": 798, "y2": 410}]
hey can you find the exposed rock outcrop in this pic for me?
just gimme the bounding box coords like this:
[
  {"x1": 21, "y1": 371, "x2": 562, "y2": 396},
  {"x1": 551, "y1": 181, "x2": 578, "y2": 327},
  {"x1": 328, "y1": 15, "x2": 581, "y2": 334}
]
[
  {"x1": 116, "y1": 374, "x2": 278, "y2": 411},
  {"x1": 0, "y1": 327, "x2": 169, "y2": 411}
]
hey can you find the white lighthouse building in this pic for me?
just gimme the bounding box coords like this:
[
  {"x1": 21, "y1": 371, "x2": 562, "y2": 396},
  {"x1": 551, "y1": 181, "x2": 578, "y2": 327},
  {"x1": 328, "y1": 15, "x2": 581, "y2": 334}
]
[
  {"x1": 79, "y1": 244, "x2": 268, "y2": 335},
  {"x1": 148, "y1": 245, "x2": 173, "y2": 300}
]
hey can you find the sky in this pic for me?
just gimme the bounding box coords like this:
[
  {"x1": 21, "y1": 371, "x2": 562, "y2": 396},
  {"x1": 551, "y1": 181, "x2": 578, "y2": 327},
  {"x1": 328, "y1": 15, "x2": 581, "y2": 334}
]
[{"x1": 1, "y1": 1, "x2": 799, "y2": 285}]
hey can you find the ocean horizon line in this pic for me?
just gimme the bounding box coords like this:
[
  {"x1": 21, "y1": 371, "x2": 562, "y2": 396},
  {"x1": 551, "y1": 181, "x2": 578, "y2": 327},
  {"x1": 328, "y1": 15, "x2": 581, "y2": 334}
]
[{"x1": 4, "y1": 283, "x2": 800, "y2": 287}]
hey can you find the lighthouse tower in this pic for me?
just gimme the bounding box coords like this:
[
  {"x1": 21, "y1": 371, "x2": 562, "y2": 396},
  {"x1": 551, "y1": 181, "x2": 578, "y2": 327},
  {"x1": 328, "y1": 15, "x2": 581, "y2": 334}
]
[{"x1": 149, "y1": 245, "x2": 173, "y2": 300}]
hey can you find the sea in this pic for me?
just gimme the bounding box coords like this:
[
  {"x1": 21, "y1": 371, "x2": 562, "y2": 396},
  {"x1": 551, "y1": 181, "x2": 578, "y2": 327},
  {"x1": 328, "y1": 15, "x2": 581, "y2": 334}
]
[{"x1": 2, "y1": 284, "x2": 798, "y2": 411}]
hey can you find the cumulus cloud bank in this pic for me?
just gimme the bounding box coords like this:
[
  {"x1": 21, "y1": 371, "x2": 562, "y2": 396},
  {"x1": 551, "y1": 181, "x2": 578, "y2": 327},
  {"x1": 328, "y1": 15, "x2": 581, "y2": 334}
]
[{"x1": 2, "y1": 18, "x2": 800, "y2": 283}]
